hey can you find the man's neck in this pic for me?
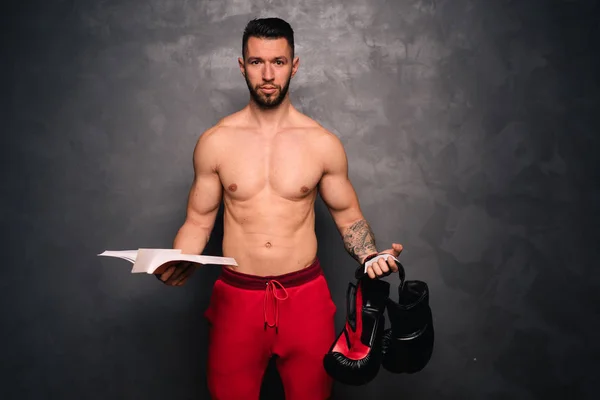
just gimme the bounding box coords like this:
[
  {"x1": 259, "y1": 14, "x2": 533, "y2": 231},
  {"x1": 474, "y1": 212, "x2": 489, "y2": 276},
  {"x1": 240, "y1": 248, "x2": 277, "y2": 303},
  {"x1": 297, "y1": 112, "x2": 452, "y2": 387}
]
[{"x1": 246, "y1": 97, "x2": 294, "y2": 132}]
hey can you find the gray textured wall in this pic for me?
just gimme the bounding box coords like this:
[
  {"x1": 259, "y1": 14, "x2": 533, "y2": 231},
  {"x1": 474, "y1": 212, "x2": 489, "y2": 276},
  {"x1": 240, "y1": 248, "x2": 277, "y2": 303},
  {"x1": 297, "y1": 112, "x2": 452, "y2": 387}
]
[{"x1": 3, "y1": 0, "x2": 599, "y2": 399}]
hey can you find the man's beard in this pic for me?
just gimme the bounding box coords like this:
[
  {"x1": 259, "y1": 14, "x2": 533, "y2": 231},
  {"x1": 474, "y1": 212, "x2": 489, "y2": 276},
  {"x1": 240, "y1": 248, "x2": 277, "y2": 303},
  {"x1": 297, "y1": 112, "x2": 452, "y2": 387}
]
[{"x1": 245, "y1": 73, "x2": 292, "y2": 109}]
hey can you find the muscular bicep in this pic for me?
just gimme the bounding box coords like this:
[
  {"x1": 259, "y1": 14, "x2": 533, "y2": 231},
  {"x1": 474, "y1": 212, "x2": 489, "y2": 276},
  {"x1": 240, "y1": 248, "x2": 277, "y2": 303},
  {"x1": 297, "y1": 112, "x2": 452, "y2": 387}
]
[
  {"x1": 184, "y1": 131, "x2": 223, "y2": 231},
  {"x1": 319, "y1": 167, "x2": 358, "y2": 214},
  {"x1": 318, "y1": 133, "x2": 364, "y2": 232}
]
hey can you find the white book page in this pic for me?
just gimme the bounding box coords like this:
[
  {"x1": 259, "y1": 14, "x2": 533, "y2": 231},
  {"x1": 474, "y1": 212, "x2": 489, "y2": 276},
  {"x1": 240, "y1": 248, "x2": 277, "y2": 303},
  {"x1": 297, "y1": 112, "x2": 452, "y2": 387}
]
[
  {"x1": 98, "y1": 250, "x2": 140, "y2": 263},
  {"x1": 98, "y1": 248, "x2": 238, "y2": 274}
]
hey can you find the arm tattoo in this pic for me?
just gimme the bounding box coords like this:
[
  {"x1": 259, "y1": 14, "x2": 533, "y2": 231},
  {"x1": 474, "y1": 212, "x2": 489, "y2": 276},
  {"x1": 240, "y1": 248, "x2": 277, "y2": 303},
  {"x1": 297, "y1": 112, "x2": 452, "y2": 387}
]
[{"x1": 342, "y1": 219, "x2": 378, "y2": 263}]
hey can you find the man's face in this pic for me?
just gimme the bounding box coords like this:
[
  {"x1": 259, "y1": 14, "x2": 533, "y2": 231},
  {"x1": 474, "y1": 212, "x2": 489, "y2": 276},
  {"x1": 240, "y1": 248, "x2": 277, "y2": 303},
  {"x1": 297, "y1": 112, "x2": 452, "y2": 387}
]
[{"x1": 239, "y1": 36, "x2": 299, "y2": 109}]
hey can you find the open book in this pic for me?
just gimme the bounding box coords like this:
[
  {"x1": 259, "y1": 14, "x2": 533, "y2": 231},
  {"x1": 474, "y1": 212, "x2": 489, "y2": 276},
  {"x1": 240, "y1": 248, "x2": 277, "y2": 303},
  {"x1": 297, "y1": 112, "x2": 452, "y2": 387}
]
[{"x1": 98, "y1": 248, "x2": 238, "y2": 274}]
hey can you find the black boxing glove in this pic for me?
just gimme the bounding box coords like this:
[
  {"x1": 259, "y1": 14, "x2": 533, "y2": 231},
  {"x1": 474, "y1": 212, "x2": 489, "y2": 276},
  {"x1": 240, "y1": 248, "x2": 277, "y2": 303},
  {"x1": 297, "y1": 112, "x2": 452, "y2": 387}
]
[
  {"x1": 381, "y1": 280, "x2": 434, "y2": 374},
  {"x1": 323, "y1": 276, "x2": 390, "y2": 385}
]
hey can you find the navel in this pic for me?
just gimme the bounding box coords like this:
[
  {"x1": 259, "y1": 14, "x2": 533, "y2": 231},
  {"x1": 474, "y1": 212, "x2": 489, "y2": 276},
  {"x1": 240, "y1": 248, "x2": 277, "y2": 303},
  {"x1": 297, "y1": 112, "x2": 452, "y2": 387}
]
[
  {"x1": 228, "y1": 183, "x2": 238, "y2": 192},
  {"x1": 265, "y1": 241, "x2": 272, "y2": 248},
  {"x1": 300, "y1": 185, "x2": 309, "y2": 193}
]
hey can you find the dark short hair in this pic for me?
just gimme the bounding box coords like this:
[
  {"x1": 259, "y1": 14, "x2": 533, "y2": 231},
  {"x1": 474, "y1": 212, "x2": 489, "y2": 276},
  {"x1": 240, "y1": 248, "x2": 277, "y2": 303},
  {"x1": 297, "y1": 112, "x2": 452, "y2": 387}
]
[{"x1": 242, "y1": 17, "x2": 295, "y2": 59}]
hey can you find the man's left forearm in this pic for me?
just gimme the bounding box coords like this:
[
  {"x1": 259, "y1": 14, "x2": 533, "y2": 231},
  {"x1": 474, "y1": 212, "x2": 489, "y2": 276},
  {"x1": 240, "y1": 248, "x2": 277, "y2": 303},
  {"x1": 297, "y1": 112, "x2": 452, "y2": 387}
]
[{"x1": 341, "y1": 219, "x2": 378, "y2": 264}]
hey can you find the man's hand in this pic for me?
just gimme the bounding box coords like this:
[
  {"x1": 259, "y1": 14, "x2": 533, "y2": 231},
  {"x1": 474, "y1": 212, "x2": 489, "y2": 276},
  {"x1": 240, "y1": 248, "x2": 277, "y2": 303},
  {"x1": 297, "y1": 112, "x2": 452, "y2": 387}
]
[
  {"x1": 155, "y1": 261, "x2": 197, "y2": 286},
  {"x1": 365, "y1": 243, "x2": 404, "y2": 279}
]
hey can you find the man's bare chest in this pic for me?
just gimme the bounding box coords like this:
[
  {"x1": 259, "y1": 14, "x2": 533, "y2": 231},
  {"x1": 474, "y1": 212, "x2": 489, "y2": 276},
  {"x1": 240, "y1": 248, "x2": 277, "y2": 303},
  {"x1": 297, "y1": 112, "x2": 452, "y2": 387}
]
[{"x1": 217, "y1": 136, "x2": 323, "y2": 201}]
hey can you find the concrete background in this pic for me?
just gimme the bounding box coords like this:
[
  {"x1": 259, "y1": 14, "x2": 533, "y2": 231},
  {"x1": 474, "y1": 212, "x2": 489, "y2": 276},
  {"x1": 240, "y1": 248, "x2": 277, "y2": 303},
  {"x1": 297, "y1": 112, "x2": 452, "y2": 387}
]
[{"x1": 2, "y1": 0, "x2": 599, "y2": 398}]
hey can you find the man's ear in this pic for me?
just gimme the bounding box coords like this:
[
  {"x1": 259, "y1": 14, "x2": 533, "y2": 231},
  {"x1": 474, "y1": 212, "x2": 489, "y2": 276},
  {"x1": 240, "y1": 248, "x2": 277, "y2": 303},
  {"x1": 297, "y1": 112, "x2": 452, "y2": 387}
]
[
  {"x1": 238, "y1": 57, "x2": 245, "y2": 77},
  {"x1": 291, "y1": 56, "x2": 300, "y2": 78}
]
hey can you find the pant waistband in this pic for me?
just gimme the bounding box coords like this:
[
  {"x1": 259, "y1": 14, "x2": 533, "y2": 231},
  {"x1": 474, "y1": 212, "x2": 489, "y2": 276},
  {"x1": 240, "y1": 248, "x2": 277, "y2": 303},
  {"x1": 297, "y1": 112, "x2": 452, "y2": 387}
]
[{"x1": 219, "y1": 257, "x2": 323, "y2": 290}]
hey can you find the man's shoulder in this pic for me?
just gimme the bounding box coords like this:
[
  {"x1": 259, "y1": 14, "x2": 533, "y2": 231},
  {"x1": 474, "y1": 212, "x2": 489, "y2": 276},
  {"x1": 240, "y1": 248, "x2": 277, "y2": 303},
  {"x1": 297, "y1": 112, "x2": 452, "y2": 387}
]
[
  {"x1": 193, "y1": 115, "x2": 241, "y2": 167},
  {"x1": 306, "y1": 123, "x2": 344, "y2": 152},
  {"x1": 295, "y1": 120, "x2": 346, "y2": 168}
]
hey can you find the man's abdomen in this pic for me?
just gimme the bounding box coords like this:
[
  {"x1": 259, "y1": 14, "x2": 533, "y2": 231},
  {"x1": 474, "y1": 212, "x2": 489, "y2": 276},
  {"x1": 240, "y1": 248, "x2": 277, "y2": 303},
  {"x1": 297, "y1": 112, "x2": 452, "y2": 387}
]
[{"x1": 221, "y1": 203, "x2": 319, "y2": 276}]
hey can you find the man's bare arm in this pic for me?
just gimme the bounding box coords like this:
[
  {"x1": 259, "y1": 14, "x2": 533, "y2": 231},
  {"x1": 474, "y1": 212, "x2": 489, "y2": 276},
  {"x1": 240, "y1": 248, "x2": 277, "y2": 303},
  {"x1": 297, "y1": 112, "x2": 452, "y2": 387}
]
[
  {"x1": 317, "y1": 133, "x2": 378, "y2": 264},
  {"x1": 157, "y1": 128, "x2": 223, "y2": 286},
  {"x1": 173, "y1": 127, "x2": 223, "y2": 255}
]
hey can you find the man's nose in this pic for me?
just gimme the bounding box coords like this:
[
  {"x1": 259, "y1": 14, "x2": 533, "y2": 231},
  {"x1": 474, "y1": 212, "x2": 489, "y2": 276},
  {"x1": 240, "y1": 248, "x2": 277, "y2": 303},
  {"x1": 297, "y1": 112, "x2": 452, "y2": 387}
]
[{"x1": 262, "y1": 63, "x2": 274, "y2": 81}]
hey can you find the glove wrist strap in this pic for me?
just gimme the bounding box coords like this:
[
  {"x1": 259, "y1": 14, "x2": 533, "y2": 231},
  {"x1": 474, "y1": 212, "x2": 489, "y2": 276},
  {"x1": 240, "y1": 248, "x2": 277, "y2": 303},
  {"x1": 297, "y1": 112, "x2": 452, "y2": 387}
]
[{"x1": 362, "y1": 252, "x2": 400, "y2": 273}]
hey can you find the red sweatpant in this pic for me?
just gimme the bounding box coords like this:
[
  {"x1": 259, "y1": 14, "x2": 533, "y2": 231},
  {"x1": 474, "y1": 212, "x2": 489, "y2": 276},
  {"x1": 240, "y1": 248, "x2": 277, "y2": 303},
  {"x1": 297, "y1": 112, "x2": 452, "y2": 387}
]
[{"x1": 204, "y1": 258, "x2": 337, "y2": 400}]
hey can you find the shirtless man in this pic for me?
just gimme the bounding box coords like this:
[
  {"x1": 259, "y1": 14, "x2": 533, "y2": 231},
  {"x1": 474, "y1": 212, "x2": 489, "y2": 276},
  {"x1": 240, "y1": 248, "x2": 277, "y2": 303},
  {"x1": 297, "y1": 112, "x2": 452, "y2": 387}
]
[{"x1": 156, "y1": 17, "x2": 403, "y2": 400}]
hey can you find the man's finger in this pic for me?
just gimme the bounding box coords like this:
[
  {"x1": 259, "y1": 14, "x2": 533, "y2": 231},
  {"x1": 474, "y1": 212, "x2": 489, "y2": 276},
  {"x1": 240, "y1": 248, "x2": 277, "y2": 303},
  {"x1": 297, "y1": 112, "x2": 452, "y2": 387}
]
[
  {"x1": 175, "y1": 267, "x2": 195, "y2": 286},
  {"x1": 378, "y1": 259, "x2": 390, "y2": 274},
  {"x1": 392, "y1": 243, "x2": 403, "y2": 255},
  {"x1": 371, "y1": 263, "x2": 384, "y2": 277},
  {"x1": 158, "y1": 265, "x2": 176, "y2": 282},
  {"x1": 173, "y1": 264, "x2": 195, "y2": 286},
  {"x1": 168, "y1": 262, "x2": 193, "y2": 283},
  {"x1": 167, "y1": 263, "x2": 188, "y2": 282},
  {"x1": 386, "y1": 256, "x2": 399, "y2": 272},
  {"x1": 367, "y1": 266, "x2": 376, "y2": 279}
]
